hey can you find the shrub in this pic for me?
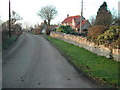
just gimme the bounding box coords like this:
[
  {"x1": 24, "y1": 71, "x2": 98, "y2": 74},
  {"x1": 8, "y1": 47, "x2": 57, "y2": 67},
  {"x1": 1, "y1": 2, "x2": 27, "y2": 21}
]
[
  {"x1": 57, "y1": 25, "x2": 73, "y2": 34},
  {"x1": 97, "y1": 26, "x2": 120, "y2": 48},
  {"x1": 112, "y1": 37, "x2": 120, "y2": 49},
  {"x1": 87, "y1": 25, "x2": 108, "y2": 41}
]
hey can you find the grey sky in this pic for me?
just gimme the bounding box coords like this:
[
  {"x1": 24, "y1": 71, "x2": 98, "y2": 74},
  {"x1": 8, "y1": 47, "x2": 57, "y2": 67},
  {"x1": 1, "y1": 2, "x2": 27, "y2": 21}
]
[{"x1": 0, "y1": 0, "x2": 119, "y2": 27}]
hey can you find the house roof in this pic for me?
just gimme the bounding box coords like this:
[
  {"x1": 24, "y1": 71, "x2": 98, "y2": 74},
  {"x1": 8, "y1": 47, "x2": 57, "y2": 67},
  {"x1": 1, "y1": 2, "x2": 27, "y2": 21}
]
[
  {"x1": 62, "y1": 15, "x2": 88, "y2": 29},
  {"x1": 62, "y1": 15, "x2": 80, "y2": 23},
  {"x1": 76, "y1": 20, "x2": 87, "y2": 29}
]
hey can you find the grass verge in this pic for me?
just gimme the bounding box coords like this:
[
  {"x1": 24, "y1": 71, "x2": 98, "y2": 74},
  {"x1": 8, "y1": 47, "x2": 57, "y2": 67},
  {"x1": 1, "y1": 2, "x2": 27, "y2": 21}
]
[
  {"x1": 2, "y1": 35, "x2": 17, "y2": 50},
  {"x1": 46, "y1": 36, "x2": 120, "y2": 88}
]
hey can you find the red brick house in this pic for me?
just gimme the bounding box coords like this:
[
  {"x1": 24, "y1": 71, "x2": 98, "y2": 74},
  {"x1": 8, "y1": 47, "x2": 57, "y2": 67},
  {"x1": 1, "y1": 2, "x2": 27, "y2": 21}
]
[{"x1": 62, "y1": 15, "x2": 91, "y2": 32}]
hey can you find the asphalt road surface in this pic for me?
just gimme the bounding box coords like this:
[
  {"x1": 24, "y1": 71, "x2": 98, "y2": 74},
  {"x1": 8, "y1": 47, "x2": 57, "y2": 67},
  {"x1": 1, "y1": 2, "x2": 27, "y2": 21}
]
[
  {"x1": 0, "y1": 29, "x2": 2, "y2": 89},
  {"x1": 3, "y1": 33, "x2": 98, "y2": 88}
]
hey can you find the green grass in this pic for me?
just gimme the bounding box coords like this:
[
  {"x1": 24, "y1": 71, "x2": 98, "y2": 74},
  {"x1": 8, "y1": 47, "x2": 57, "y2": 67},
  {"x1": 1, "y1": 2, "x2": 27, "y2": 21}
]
[
  {"x1": 46, "y1": 36, "x2": 120, "y2": 88},
  {"x1": 2, "y1": 35, "x2": 17, "y2": 50}
]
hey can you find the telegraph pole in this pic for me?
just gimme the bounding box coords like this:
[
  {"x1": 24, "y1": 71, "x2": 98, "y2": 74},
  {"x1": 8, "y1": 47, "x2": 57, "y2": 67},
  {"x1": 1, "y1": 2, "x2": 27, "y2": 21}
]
[
  {"x1": 118, "y1": 1, "x2": 120, "y2": 18},
  {"x1": 80, "y1": 0, "x2": 83, "y2": 34},
  {"x1": 9, "y1": 0, "x2": 11, "y2": 37}
]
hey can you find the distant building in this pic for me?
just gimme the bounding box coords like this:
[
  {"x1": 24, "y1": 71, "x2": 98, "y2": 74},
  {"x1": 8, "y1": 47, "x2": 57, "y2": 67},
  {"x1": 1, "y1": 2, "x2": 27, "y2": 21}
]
[
  {"x1": 62, "y1": 15, "x2": 91, "y2": 32},
  {"x1": 51, "y1": 25, "x2": 59, "y2": 31}
]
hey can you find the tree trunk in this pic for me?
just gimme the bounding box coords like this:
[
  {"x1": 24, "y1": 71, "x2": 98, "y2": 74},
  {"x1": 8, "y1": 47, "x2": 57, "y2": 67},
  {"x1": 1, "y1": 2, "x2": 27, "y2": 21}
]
[
  {"x1": 46, "y1": 19, "x2": 51, "y2": 35},
  {"x1": 44, "y1": 19, "x2": 51, "y2": 35}
]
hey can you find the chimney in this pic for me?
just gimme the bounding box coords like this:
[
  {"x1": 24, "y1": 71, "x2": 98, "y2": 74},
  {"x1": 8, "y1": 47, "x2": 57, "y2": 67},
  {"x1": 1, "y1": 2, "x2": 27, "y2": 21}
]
[{"x1": 67, "y1": 14, "x2": 69, "y2": 18}]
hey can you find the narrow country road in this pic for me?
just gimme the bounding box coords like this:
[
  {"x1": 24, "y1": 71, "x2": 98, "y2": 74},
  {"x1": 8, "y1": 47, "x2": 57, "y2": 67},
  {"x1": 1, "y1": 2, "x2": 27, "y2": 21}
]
[{"x1": 3, "y1": 33, "x2": 98, "y2": 88}]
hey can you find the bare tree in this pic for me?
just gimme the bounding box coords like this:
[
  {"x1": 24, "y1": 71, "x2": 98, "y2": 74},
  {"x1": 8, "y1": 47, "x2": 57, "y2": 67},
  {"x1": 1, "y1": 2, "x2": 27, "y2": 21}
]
[
  {"x1": 38, "y1": 5, "x2": 58, "y2": 35},
  {"x1": 111, "y1": 8, "x2": 117, "y2": 19},
  {"x1": 11, "y1": 11, "x2": 23, "y2": 26},
  {"x1": 12, "y1": 23, "x2": 22, "y2": 31},
  {"x1": 89, "y1": 16, "x2": 96, "y2": 26},
  {"x1": 2, "y1": 11, "x2": 22, "y2": 38},
  {"x1": 111, "y1": 8, "x2": 120, "y2": 25},
  {"x1": 2, "y1": 11, "x2": 22, "y2": 30},
  {"x1": 2, "y1": 21, "x2": 9, "y2": 31}
]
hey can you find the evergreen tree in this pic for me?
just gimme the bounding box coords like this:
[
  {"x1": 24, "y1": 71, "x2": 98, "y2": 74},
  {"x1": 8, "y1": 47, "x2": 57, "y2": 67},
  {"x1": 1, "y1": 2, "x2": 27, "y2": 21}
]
[{"x1": 95, "y1": 2, "x2": 113, "y2": 26}]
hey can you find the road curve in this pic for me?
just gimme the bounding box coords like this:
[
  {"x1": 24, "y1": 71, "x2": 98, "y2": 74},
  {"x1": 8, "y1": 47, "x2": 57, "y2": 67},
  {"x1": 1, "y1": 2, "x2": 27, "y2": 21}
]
[{"x1": 3, "y1": 33, "x2": 98, "y2": 88}]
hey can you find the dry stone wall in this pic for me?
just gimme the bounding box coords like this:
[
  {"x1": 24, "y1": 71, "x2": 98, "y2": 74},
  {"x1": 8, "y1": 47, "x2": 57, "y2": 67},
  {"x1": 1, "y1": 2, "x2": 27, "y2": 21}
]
[{"x1": 50, "y1": 32, "x2": 120, "y2": 62}]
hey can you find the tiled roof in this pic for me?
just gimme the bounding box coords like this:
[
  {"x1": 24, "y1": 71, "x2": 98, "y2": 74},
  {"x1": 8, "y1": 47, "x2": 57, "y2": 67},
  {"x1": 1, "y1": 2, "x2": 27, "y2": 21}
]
[
  {"x1": 62, "y1": 15, "x2": 80, "y2": 23},
  {"x1": 76, "y1": 20, "x2": 87, "y2": 29},
  {"x1": 62, "y1": 15, "x2": 87, "y2": 29}
]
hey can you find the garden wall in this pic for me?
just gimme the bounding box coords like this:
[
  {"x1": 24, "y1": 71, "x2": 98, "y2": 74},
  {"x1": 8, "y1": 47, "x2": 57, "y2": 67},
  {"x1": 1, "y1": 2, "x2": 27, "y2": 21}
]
[{"x1": 50, "y1": 32, "x2": 120, "y2": 62}]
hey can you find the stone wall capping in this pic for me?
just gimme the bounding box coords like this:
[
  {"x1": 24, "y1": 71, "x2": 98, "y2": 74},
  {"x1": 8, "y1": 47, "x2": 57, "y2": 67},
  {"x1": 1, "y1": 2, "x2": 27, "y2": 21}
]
[{"x1": 50, "y1": 32, "x2": 120, "y2": 62}]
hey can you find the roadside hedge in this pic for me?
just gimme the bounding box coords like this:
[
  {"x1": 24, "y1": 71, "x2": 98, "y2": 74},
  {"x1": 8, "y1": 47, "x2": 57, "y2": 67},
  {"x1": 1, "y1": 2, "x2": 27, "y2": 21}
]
[{"x1": 57, "y1": 25, "x2": 73, "y2": 34}]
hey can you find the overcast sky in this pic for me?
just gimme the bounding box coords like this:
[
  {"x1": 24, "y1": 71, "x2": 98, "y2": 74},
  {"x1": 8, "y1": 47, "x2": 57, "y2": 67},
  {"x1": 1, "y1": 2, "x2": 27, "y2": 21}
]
[{"x1": 0, "y1": 0, "x2": 119, "y2": 27}]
